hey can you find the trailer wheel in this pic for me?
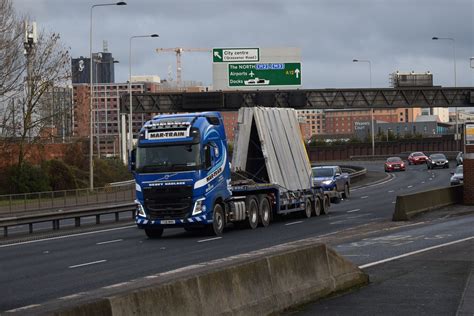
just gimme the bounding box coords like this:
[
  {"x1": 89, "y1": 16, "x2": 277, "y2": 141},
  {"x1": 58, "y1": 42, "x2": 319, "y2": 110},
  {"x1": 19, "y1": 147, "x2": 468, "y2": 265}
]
[
  {"x1": 321, "y1": 195, "x2": 330, "y2": 215},
  {"x1": 302, "y1": 198, "x2": 312, "y2": 218},
  {"x1": 246, "y1": 196, "x2": 259, "y2": 229},
  {"x1": 314, "y1": 198, "x2": 321, "y2": 216},
  {"x1": 258, "y1": 196, "x2": 271, "y2": 227},
  {"x1": 342, "y1": 184, "x2": 350, "y2": 199},
  {"x1": 145, "y1": 227, "x2": 164, "y2": 239}
]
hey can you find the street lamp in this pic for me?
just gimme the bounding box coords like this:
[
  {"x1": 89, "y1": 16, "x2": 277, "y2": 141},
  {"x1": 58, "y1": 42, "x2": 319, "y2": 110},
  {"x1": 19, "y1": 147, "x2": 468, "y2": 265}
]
[
  {"x1": 89, "y1": 1, "x2": 126, "y2": 191},
  {"x1": 353, "y1": 59, "x2": 375, "y2": 156},
  {"x1": 432, "y1": 36, "x2": 459, "y2": 151},
  {"x1": 128, "y1": 34, "x2": 159, "y2": 157}
]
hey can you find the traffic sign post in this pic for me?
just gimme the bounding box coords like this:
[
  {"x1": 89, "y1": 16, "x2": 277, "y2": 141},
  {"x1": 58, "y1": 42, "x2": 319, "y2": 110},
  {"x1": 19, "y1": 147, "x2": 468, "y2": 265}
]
[
  {"x1": 213, "y1": 48, "x2": 259, "y2": 63},
  {"x1": 228, "y1": 62, "x2": 301, "y2": 87}
]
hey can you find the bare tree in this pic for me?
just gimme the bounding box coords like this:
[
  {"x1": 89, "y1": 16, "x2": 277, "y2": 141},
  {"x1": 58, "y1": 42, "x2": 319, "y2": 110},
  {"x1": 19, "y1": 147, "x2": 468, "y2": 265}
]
[
  {"x1": 0, "y1": 0, "x2": 25, "y2": 136},
  {"x1": 16, "y1": 30, "x2": 71, "y2": 166}
]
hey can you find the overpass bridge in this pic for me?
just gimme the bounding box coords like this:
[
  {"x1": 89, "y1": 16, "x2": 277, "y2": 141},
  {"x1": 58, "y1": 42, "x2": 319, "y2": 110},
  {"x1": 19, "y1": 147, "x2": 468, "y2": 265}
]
[{"x1": 120, "y1": 87, "x2": 474, "y2": 113}]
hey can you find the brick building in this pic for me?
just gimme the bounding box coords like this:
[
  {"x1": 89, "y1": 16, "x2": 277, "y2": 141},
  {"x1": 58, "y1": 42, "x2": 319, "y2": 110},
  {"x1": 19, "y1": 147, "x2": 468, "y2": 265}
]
[
  {"x1": 324, "y1": 108, "x2": 421, "y2": 135},
  {"x1": 72, "y1": 80, "x2": 161, "y2": 158},
  {"x1": 297, "y1": 109, "x2": 325, "y2": 139}
]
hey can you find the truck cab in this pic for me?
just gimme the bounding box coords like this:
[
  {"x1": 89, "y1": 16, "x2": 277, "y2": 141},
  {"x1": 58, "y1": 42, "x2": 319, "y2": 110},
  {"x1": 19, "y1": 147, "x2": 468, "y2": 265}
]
[{"x1": 131, "y1": 112, "x2": 231, "y2": 238}]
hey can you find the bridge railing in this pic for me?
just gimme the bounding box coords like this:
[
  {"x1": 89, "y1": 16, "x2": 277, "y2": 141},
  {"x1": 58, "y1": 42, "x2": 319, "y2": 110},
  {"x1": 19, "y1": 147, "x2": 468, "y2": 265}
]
[{"x1": 0, "y1": 182, "x2": 135, "y2": 217}]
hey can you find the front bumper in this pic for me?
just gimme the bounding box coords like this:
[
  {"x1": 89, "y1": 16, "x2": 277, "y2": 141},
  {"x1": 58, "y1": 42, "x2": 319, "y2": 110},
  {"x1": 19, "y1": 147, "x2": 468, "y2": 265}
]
[{"x1": 136, "y1": 214, "x2": 211, "y2": 228}]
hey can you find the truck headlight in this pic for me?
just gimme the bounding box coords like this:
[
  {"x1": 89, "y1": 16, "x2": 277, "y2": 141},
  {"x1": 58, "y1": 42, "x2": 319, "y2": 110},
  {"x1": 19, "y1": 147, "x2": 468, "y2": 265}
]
[
  {"x1": 192, "y1": 198, "x2": 206, "y2": 216},
  {"x1": 135, "y1": 200, "x2": 146, "y2": 217},
  {"x1": 322, "y1": 180, "x2": 333, "y2": 185}
]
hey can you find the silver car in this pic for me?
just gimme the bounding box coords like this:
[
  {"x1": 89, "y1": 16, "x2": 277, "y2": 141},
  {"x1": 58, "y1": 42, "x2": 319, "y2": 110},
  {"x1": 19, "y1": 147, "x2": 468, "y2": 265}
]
[{"x1": 450, "y1": 165, "x2": 463, "y2": 185}]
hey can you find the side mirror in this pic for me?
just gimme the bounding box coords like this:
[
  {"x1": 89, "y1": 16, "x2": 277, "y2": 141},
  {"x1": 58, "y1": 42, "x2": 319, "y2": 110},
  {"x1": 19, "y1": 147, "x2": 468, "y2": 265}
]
[
  {"x1": 335, "y1": 172, "x2": 341, "y2": 177},
  {"x1": 450, "y1": 171, "x2": 454, "y2": 175},
  {"x1": 129, "y1": 149, "x2": 136, "y2": 172}
]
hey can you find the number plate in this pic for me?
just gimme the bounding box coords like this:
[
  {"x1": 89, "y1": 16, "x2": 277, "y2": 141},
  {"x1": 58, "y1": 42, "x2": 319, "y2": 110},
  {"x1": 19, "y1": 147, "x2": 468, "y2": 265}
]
[{"x1": 160, "y1": 220, "x2": 176, "y2": 224}]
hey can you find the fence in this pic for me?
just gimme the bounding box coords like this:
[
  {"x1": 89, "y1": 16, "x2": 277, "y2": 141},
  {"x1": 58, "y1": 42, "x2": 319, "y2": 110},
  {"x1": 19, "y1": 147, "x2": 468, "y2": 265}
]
[
  {"x1": 0, "y1": 182, "x2": 135, "y2": 216},
  {"x1": 308, "y1": 135, "x2": 457, "y2": 161}
]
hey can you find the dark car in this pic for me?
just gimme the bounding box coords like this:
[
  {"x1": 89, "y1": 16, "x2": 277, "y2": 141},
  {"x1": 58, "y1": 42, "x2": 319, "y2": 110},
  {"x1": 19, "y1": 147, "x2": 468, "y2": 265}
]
[
  {"x1": 456, "y1": 152, "x2": 463, "y2": 166},
  {"x1": 427, "y1": 153, "x2": 449, "y2": 169},
  {"x1": 407, "y1": 152, "x2": 428, "y2": 165},
  {"x1": 384, "y1": 157, "x2": 406, "y2": 172},
  {"x1": 450, "y1": 165, "x2": 463, "y2": 185}
]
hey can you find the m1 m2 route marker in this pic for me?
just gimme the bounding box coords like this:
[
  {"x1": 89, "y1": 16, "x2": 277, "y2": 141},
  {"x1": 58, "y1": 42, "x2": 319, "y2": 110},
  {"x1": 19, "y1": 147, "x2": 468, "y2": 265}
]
[
  {"x1": 228, "y1": 63, "x2": 301, "y2": 87},
  {"x1": 213, "y1": 48, "x2": 259, "y2": 63}
]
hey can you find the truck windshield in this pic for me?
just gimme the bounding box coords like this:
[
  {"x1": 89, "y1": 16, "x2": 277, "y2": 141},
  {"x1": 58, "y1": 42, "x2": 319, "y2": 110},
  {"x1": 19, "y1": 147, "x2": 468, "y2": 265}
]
[{"x1": 136, "y1": 144, "x2": 201, "y2": 173}]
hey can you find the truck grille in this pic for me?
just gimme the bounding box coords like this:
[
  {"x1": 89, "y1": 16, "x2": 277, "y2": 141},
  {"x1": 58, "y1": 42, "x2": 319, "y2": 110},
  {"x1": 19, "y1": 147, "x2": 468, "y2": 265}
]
[{"x1": 143, "y1": 185, "x2": 193, "y2": 219}]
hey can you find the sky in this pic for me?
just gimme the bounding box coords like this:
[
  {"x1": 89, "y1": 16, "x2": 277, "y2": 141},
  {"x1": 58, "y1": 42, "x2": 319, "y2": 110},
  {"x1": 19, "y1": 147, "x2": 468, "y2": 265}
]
[{"x1": 12, "y1": 0, "x2": 474, "y2": 89}]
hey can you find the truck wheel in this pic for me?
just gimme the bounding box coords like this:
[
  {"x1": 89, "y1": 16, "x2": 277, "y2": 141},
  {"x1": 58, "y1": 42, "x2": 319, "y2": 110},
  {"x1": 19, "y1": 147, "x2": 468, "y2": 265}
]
[
  {"x1": 145, "y1": 227, "x2": 164, "y2": 239},
  {"x1": 210, "y1": 203, "x2": 225, "y2": 236},
  {"x1": 247, "y1": 197, "x2": 259, "y2": 229},
  {"x1": 321, "y1": 195, "x2": 330, "y2": 215},
  {"x1": 258, "y1": 196, "x2": 271, "y2": 227},
  {"x1": 302, "y1": 198, "x2": 312, "y2": 218},
  {"x1": 342, "y1": 184, "x2": 350, "y2": 199},
  {"x1": 314, "y1": 198, "x2": 321, "y2": 216}
]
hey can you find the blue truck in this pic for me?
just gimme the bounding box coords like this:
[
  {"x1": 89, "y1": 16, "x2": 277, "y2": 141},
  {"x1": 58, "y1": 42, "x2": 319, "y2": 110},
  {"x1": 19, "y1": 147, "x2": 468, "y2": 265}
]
[{"x1": 130, "y1": 107, "x2": 331, "y2": 238}]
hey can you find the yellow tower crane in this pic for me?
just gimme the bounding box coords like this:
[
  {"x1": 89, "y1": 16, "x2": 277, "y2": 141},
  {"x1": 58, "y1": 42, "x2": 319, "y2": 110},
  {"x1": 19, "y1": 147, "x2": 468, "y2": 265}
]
[{"x1": 156, "y1": 48, "x2": 211, "y2": 86}]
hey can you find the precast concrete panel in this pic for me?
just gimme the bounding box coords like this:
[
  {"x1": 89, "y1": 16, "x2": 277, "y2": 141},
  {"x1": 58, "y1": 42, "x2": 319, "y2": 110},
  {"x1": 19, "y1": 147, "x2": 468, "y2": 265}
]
[{"x1": 232, "y1": 107, "x2": 312, "y2": 191}]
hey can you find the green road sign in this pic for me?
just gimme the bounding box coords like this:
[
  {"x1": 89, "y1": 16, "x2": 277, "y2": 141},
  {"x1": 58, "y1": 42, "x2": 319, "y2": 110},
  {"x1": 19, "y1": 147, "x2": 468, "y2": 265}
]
[
  {"x1": 213, "y1": 48, "x2": 259, "y2": 63},
  {"x1": 228, "y1": 63, "x2": 301, "y2": 87}
]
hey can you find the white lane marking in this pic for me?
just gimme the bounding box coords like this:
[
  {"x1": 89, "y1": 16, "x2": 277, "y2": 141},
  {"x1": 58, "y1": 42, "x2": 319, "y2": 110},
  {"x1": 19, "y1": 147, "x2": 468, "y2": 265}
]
[
  {"x1": 361, "y1": 196, "x2": 369, "y2": 199},
  {"x1": 388, "y1": 190, "x2": 394, "y2": 193},
  {"x1": 347, "y1": 214, "x2": 371, "y2": 219},
  {"x1": 5, "y1": 304, "x2": 41, "y2": 312},
  {"x1": 330, "y1": 220, "x2": 347, "y2": 225},
  {"x1": 69, "y1": 259, "x2": 107, "y2": 269},
  {"x1": 429, "y1": 178, "x2": 433, "y2": 181},
  {"x1": 392, "y1": 201, "x2": 396, "y2": 204},
  {"x1": 59, "y1": 293, "x2": 86, "y2": 300},
  {"x1": 407, "y1": 185, "x2": 413, "y2": 188},
  {"x1": 0, "y1": 225, "x2": 135, "y2": 248},
  {"x1": 96, "y1": 239, "x2": 123, "y2": 245},
  {"x1": 421, "y1": 181, "x2": 425, "y2": 184},
  {"x1": 285, "y1": 221, "x2": 303, "y2": 226},
  {"x1": 352, "y1": 174, "x2": 394, "y2": 191},
  {"x1": 197, "y1": 237, "x2": 222, "y2": 243},
  {"x1": 103, "y1": 282, "x2": 130, "y2": 289},
  {"x1": 347, "y1": 209, "x2": 361, "y2": 213},
  {"x1": 359, "y1": 236, "x2": 474, "y2": 269},
  {"x1": 145, "y1": 275, "x2": 159, "y2": 279}
]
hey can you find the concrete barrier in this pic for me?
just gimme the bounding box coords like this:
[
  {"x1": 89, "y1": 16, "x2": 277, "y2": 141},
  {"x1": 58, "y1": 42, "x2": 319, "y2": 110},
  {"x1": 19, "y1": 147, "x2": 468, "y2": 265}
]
[
  {"x1": 392, "y1": 185, "x2": 463, "y2": 221},
  {"x1": 24, "y1": 242, "x2": 368, "y2": 316}
]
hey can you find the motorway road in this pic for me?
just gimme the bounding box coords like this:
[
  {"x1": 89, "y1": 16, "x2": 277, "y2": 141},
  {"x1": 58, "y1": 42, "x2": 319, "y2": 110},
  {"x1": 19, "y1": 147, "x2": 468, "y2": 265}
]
[{"x1": 0, "y1": 161, "x2": 463, "y2": 312}]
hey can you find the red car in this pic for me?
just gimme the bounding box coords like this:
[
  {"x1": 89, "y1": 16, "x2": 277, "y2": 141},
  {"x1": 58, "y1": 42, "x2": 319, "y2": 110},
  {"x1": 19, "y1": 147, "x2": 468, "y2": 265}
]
[
  {"x1": 408, "y1": 152, "x2": 428, "y2": 165},
  {"x1": 385, "y1": 157, "x2": 406, "y2": 172}
]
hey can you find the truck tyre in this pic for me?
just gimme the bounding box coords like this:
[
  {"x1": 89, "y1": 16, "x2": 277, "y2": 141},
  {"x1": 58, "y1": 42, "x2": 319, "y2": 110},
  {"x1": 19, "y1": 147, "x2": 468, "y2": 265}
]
[
  {"x1": 145, "y1": 227, "x2": 164, "y2": 239},
  {"x1": 210, "y1": 203, "x2": 225, "y2": 236},
  {"x1": 246, "y1": 196, "x2": 259, "y2": 229},
  {"x1": 321, "y1": 195, "x2": 330, "y2": 215},
  {"x1": 258, "y1": 196, "x2": 271, "y2": 227},
  {"x1": 342, "y1": 184, "x2": 350, "y2": 199},
  {"x1": 314, "y1": 197, "x2": 321, "y2": 216},
  {"x1": 302, "y1": 198, "x2": 312, "y2": 218}
]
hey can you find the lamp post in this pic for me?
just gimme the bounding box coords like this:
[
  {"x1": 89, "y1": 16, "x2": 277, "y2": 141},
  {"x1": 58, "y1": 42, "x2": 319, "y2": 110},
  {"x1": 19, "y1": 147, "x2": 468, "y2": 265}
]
[
  {"x1": 432, "y1": 36, "x2": 459, "y2": 151},
  {"x1": 353, "y1": 59, "x2": 374, "y2": 156},
  {"x1": 128, "y1": 34, "x2": 159, "y2": 158},
  {"x1": 89, "y1": 1, "x2": 126, "y2": 191}
]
